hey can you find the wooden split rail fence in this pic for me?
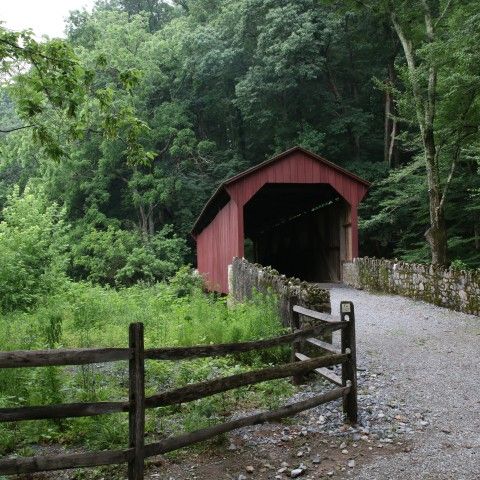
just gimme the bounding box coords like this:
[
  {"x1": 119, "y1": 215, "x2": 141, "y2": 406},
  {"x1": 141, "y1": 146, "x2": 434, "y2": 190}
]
[{"x1": 0, "y1": 301, "x2": 357, "y2": 479}]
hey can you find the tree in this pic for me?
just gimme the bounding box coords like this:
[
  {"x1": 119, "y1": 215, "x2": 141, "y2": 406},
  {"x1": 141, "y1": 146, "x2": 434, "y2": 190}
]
[
  {"x1": 0, "y1": 26, "x2": 89, "y2": 157},
  {"x1": 338, "y1": 0, "x2": 480, "y2": 265},
  {"x1": 2, "y1": 0, "x2": 479, "y2": 278},
  {"x1": 390, "y1": 1, "x2": 450, "y2": 265}
]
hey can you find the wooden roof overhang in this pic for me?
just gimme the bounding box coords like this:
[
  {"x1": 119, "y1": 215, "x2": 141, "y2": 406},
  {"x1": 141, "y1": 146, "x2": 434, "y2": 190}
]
[{"x1": 191, "y1": 146, "x2": 371, "y2": 237}]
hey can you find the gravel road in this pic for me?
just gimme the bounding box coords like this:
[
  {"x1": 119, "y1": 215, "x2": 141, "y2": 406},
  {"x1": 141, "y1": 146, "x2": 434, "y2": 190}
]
[{"x1": 329, "y1": 285, "x2": 480, "y2": 480}]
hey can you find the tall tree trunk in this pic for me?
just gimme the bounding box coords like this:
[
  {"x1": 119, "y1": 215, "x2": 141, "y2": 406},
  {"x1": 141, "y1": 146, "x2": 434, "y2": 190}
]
[
  {"x1": 423, "y1": 125, "x2": 448, "y2": 265},
  {"x1": 391, "y1": 8, "x2": 448, "y2": 265},
  {"x1": 388, "y1": 116, "x2": 397, "y2": 167},
  {"x1": 147, "y1": 207, "x2": 155, "y2": 236},
  {"x1": 384, "y1": 84, "x2": 392, "y2": 164},
  {"x1": 138, "y1": 204, "x2": 156, "y2": 238},
  {"x1": 384, "y1": 60, "x2": 398, "y2": 167},
  {"x1": 139, "y1": 205, "x2": 148, "y2": 238}
]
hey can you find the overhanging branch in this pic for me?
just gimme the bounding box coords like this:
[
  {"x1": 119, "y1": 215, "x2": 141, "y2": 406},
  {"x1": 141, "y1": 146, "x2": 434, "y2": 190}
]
[{"x1": 0, "y1": 124, "x2": 34, "y2": 133}]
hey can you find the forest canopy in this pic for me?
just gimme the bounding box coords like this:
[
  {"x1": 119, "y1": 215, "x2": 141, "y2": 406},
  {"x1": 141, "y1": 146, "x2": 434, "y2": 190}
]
[{"x1": 1, "y1": 0, "x2": 479, "y2": 294}]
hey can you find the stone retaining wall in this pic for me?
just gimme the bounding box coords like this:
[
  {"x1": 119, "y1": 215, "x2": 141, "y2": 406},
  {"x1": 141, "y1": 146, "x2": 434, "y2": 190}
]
[
  {"x1": 229, "y1": 257, "x2": 331, "y2": 326},
  {"x1": 343, "y1": 257, "x2": 480, "y2": 316}
]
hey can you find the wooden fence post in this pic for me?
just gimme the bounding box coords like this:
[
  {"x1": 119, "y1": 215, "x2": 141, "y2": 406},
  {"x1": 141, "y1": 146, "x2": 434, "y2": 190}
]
[
  {"x1": 340, "y1": 301, "x2": 357, "y2": 424},
  {"x1": 291, "y1": 307, "x2": 307, "y2": 385},
  {"x1": 128, "y1": 323, "x2": 145, "y2": 480}
]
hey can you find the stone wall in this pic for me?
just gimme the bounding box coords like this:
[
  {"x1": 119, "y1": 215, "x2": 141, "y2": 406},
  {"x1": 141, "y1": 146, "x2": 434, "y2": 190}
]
[
  {"x1": 343, "y1": 257, "x2": 480, "y2": 316},
  {"x1": 229, "y1": 257, "x2": 331, "y2": 327}
]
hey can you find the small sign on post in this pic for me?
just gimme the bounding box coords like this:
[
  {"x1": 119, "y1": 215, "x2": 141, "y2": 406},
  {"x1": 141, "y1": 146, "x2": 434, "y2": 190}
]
[{"x1": 341, "y1": 303, "x2": 351, "y2": 314}]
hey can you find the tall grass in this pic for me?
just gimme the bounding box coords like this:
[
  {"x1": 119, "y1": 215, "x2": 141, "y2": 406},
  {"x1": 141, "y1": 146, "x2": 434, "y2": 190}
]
[{"x1": 0, "y1": 275, "x2": 292, "y2": 456}]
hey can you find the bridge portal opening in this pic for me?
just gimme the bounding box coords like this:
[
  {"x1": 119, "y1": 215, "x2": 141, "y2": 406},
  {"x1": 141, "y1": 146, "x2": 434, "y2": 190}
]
[{"x1": 243, "y1": 183, "x2": 352, "y2": 282}]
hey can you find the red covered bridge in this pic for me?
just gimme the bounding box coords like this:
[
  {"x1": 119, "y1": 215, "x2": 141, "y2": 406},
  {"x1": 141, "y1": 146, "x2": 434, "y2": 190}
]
[{"x1": 192, "y1": 146, "x2": 370, "y2": 293}]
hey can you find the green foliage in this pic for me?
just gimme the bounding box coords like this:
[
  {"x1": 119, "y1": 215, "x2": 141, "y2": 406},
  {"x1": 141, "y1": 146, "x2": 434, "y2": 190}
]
[
  {"x1": 71, "y1": 224, "x2": 187, "y2": 286},
  {"x1": 0, "y1": 281, "x2": 288, "y2": 455},
  {"x1": 351, "y1": 0, "x2": 480, "y2": 266},
  {"x1": 450, "y1": 258, "x2": 468, "y2": 271},
  {"x1": 0, "y1": 27, "x2": 87, "y2": 124},
  {"x1": 2, "y1": 0, "x2": 479, "y2": 466},
  {"x1": 1, "y1": 0, "x2": 479, "y2": 268},
  {"x1": 0, "y1": 186, "x2": 68, "y2": 312},
  {"x1": 169, "y1": 265, "x2": 205, "y2": 297}
]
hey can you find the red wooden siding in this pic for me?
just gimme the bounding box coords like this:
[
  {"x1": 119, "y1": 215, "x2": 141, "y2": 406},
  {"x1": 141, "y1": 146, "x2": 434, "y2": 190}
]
[
  {"x1": 196, "y1": 199, "x2": 240, "y2": 292},
  {"x1": 227, "y1": 152, "x2": 367, "y2": 206},
  {"x1": 193, "y1": 147, "x2": 370, "y2": 293}
]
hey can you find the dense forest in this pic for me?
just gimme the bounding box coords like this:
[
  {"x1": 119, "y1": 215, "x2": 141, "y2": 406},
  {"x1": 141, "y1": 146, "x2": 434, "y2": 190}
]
[{"x1": 1, "y1": 0, "x2": 480, "y2": 299}]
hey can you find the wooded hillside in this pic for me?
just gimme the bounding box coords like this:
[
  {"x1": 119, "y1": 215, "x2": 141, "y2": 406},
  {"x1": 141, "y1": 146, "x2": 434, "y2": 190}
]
[{"x1": 1, "y1": 0, "x2": 479, "y2": 287}]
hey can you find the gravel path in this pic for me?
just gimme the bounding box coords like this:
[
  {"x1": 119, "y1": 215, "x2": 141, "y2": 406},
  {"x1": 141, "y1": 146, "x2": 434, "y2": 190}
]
[{"x1": 329, "y1": 286, "x2": 480, "y2": 480}]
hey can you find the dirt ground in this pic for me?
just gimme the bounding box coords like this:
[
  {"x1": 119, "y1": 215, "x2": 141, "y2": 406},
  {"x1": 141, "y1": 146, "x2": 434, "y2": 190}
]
[{"x1": 145, "y1": 425, "x2": 409, "y2": 480}]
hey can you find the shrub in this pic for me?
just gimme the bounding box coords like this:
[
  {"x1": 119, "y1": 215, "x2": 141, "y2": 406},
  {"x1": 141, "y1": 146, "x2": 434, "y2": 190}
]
[
  {"x1": 0, "y1": 186, "x2": 68, "y2": 312},
  {"x1": 0, "y1": 281, "x2": 289, "y2": 455},
  {"x1": 71, "y1": 224, "x2": 187, "y2": 286},
  {"x1": 168, "y1": 265, "x2": 205, "y2": 297}
]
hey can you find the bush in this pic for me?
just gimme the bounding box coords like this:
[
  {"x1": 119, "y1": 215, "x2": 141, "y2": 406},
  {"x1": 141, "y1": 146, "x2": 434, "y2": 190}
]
[
  {"x1": 168, "y1": 265, "x2": 205, "y2": 297},
  {"x1": 71, "y1": 224, "x2": 187, "y2": 286},
  {"x1": 0, "y1": 186, "x2": 68, "y2": 312}
]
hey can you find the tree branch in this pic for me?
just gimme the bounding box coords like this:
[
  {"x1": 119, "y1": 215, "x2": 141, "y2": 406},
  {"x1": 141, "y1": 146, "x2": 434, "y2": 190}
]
[
  {"x1": 0, "y1": 124, "x2": 34, "y2": 133},
  {"x1": 390, "y1": 12, "x2": 425, "y2": 133},
  {"x1": 421, "y1": 0, "x2": 437, "y2": 129},
  {"x1": 421, "y1": 0, "x2": 435, "y2": 41},
  {"x1": 0, "y1": 37, "x2": 76, "y2": 66},
  {"x1": 439, "y1": 94, "x2": 477, "y2": 211},
  {"x1": 438, "y1": 142, "x2": 460, "y2": 213},
  {"x1": 435, "y1": 0, "x2": 454, "y2": 28}
]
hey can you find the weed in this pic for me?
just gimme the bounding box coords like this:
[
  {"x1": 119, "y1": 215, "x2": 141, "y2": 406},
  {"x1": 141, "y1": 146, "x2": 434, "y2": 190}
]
[{"x1": 0, "y1": 278, "x2": 291, "y2": 456}]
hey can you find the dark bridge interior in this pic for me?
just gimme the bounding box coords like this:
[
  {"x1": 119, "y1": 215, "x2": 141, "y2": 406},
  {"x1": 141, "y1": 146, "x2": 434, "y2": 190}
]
[{"x1": 243, "y1": 183, "x2": 350, "y2": 282}]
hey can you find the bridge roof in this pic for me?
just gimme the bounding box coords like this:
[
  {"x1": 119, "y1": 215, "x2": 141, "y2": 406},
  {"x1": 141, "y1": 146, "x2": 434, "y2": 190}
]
[{"x1": 192, "y1": 146, "x2": 370, "y2": 235}]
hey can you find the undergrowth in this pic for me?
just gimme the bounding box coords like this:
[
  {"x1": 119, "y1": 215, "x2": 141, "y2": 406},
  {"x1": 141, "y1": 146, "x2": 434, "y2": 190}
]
[{"x1": 0, "y1": 270, "x2": 293, "y2": 457}]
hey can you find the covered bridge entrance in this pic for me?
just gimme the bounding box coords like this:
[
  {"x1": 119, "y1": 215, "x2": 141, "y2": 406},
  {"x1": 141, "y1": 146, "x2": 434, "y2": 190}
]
[{"x1": 192, "y1": 147, "x2": 370, "y2": 293}]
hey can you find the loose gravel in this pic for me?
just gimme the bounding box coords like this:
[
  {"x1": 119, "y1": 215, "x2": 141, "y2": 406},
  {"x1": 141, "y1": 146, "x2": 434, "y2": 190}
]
[
  {"x1": 329, "y1": 285, "x2": 480, "y2": 480},
  {"x1": 145, "y1": 285, "x2": 479, "y2": 480}
]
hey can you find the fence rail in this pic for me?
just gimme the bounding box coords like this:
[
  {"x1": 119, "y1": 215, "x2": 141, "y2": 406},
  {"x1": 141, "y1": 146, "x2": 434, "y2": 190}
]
[
  {"x1": 0, "y1": 301, "x2": 357, "y2": 478},
  {"x1": 291, "y1": 301, "x2": 358, "y2": 422},
  {"x1": 0, "y1": 322, "x2": 345, "y2": 369}
]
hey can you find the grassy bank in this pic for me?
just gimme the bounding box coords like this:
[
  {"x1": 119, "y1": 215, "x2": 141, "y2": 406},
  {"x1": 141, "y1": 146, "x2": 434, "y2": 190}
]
[{"x1": 0, "y1": 272, "x2": 292, "y2": 456}]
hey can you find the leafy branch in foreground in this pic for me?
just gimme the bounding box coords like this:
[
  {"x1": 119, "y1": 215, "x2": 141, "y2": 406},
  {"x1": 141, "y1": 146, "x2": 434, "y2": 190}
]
[{"x1": 0, "y1": 25, "x2": 154, "y2": 164}]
